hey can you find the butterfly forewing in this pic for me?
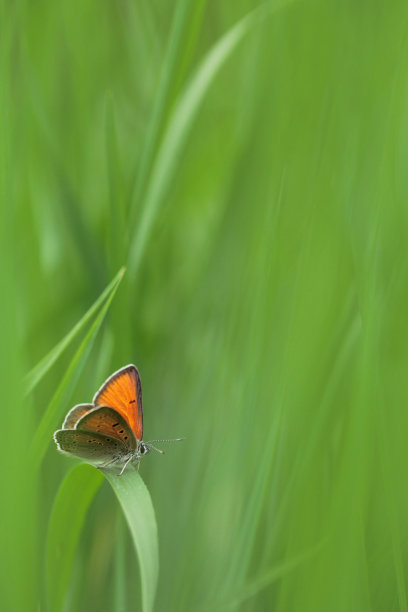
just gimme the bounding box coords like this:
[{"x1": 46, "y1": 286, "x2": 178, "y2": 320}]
[
  {"x1": 93, "y1": 365, "x2": 143, "y2": 440},
  {"x1": 54, "y1": 430, "x2": 128, "y2": 466},
  {"x1": 62, "y1": 403, "x2": 94, "y2": 429},
  {"x1": 75, "y1": 405, "x2": 136, "y2": 450}
]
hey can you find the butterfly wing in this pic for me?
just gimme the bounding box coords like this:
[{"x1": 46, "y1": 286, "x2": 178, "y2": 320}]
[
  {"x1": 62, "y1": 403, "x2": 94, "y2": 429},
  {"x1": 93, "y1": 365, "x2": 143, "y2": 440},
  {"x1": 75, "y1": 406, "x2": 136, "y2": 450},
  {"x1": 54, "y1": 429, "x2": 128, "y2": 466}
]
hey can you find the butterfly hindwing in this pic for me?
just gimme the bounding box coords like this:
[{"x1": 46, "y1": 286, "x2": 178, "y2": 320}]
[
  {"x1": 54, "y1": 429, "x2": 128, "y2": 465},
  {"x1": 75, "y1": 405, "x2": 136, "y2": 450},
  {"x1": 62, "y1": 403, "x2": 94, "y2": 429},
  {"x1": 93, "y1": 365, "x2": 143, "y2": 440}
]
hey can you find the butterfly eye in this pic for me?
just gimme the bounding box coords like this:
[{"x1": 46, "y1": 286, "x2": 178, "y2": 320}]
[{"x1": 140, "y1": 445, "x2": 145, "y2": 454}]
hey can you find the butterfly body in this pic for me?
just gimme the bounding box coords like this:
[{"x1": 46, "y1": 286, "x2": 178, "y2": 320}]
[{"x1": 54, "y1": 365, "x2": 181, "y2": 474}]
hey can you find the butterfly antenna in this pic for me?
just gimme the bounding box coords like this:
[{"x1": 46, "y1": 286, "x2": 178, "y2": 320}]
[
  {"x1": 147, "y1": 443, "x2": 165, "y2": 455},
  {"x1": 145, "y1": 438, "x2": 185, "y2": 455},
  {"x1": 147, "y1": 438, "x2": 185, "y2": 444}
]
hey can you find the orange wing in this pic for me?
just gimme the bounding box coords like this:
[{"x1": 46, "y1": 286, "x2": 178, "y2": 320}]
[{"x1": 93, "y1": 365, "x2": 143, "y2": 440}]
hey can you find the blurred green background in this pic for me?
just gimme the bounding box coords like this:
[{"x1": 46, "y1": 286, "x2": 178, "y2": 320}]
[{"x1": 2, "y1": 0, "x2": 408, "y2": 610}]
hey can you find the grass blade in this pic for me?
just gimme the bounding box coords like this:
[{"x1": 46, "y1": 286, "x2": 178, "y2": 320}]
[
  {"x1": 127, "y1": 0, "x2": 295, "y2": 279},
  {"x1": 0, "y1": 11, "x2": 38, "y2": 603},
  {"x1": 24, "y1": 266, "x2": 125, "y2": 395},
  {"x1": 46, "y1": 465, "x2": 104, "y2": 612},
  {"x1": 113, "y1": 514, "x2": 127, "y2": 612},
  {"x1": 128, "y1": 0, "x2": 207, "y2": 231},
  {"x1": 105, "y1": 96, "x2": 126, "y2": 274},
  {"x1": 29, "y1": 267, "x2": 125, "y2": 471},
  {"x1": 104, "y1": 467, "x2": 159, "y2": 612}
]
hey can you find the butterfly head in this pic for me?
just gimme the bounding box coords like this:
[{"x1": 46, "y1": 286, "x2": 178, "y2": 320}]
[{"x1": 137, "y1": 441, "x2": 151, "y2": 458}]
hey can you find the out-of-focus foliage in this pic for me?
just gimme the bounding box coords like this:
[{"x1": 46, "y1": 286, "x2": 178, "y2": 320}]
[{"x1": 2, "y1": 0, "x2": 408, "y2": 610}]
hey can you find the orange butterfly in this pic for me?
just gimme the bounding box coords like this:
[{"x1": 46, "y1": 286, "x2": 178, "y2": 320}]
[{"x1": 54, "y1": 365, "x2": 183, "y2": 475}]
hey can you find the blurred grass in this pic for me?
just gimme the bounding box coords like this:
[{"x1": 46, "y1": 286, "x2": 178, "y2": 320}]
[
  {"x1": 25, "y1": 266, "x2": 125, "y2": 395},
  {"x1": 46, "y1": 465, "x2": 104, "y2": 612},
  {"x1": 2, "y1": 0, "x2": 408, "y2": 611},
  {"x1": 30, "y1": 266, "x2": 124, "y2": 471}
]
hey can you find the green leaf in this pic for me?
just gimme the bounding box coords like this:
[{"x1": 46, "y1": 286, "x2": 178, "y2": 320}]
[
  {"x1": 46, "y1": 464, "x2": 104, "y2": 612},
  {"x1": 24, "y1": 266, "x2": 125, "y2": 395},
  {"x1": 104, "y1": 467, "x2": 159, "y2": 612},
  {"x1": 29, "y1": 267, "x2": 125, "y2": 471}
]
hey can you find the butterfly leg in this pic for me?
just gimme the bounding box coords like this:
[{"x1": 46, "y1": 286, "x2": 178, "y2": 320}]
[
  {"x1": 118, "y1": 454, "x2": 134, "y2": 476},
  {"x1": 99, "y1": 455, "x2": 121, "y2": 470}
]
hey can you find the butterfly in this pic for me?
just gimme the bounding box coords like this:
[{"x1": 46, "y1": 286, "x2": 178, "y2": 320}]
[{"x1": 54, "y1": 364, "x2": 183, "y2": 475}]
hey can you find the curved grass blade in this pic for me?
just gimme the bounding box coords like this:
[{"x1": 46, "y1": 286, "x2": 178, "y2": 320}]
[
  {"x1": 104, "y1": 467, "x2": 159, "y2": 612},
  {"x1": 46, "y1": 464, "x2": 104, "y2": 612},
  {"x1": 24, "y1": 266, "x2": 125, "y2": 396},
  {"x1": 113, "y1": 514, "x2": 127, "y2": 612},
  {"x1": 127, "y1": 0, "x2": 296, "y2": 279},
  {"x1": 30, "y1": 267, "x2": 125, "y2": 471}
]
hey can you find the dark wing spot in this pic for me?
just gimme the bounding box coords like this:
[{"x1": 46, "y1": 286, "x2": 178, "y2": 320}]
[
  {"x1": 112, "y1": 423, "x2": 119, "y2": 428},
  {"x1": 129, "y1": 399, "x2": 136, "y2": 404}
]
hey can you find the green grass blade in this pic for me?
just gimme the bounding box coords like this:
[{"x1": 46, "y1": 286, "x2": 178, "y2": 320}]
[
  {"x1": 46, "y1": 465, "x2": 104, "y2": 612},
  {"x1": 127, "y1": 0, "x2": 295, "y2": 279},
  {"x1": 105, "y1": 96, "x2": 126, "y2": 274},
  {"x1": 24, "y1": 266, "x2": 125, "y2": 396},
  {"x1": 113, "y1": 514, "x2": 127, "y2": 612},
  {"x1": 0, "y1": 9, "x2": 38, "y2": 604},
  {"x1": 128, "y1": 0, "x2": 206, "y2": 231},
  {"x1": 29, "y1": 267, "x2": 125, "y2": 471},
  {"x1": 104, "y1": 467, "x2": 159, "y2": 612}
]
